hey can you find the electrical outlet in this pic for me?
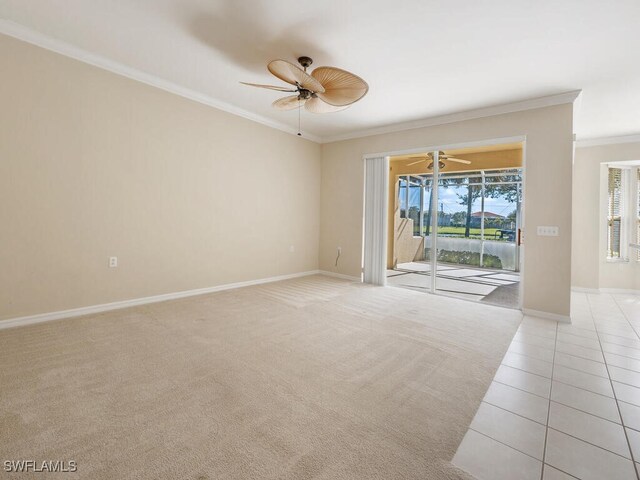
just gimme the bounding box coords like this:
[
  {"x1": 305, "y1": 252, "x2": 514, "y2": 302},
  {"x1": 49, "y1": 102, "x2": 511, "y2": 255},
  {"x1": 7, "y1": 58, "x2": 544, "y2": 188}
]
[
  {"x1": 109, "y1": 256, "x2": 118, "y2": 268},
  {"x1": 337, "y1": 246, "x2": 342, "y2": 255},
  {"x1": 536, "y1": 226, "x2": 559, "y2": 237}
]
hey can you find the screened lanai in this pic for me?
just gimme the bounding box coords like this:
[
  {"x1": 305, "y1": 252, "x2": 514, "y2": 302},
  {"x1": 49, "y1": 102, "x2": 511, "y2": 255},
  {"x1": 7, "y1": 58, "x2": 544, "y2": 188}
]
[{"x1": 387, "y1": 145, "x2": 523, "y2": 309}]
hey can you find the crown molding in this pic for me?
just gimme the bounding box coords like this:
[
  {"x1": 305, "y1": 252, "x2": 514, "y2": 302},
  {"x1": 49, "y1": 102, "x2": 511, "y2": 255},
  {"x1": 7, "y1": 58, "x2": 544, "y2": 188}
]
[
  {"x1": 0, "y1": 19, "x2": 585, "y2": 146},
  {"x1": 0, "y1": 20, "x2": 322, "y2": 144},
  {"x1": 575, "y1": 133, "x2": 640, "y2": 148},
  {"x1": 321, "y1": 90, "x2": 582, "y2": 144}
]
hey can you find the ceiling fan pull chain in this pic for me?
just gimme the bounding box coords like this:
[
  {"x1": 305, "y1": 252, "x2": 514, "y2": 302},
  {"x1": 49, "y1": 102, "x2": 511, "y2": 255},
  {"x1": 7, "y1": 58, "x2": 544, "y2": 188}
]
[{"x1": 297, "y1": 98, "x2": 302, "y2": 136}]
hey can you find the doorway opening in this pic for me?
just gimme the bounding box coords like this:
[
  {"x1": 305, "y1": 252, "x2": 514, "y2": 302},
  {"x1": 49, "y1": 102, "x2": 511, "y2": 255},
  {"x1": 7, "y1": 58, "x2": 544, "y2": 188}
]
[{"x1": 386, "y1": 142, "x2": 524, "y2": 309}]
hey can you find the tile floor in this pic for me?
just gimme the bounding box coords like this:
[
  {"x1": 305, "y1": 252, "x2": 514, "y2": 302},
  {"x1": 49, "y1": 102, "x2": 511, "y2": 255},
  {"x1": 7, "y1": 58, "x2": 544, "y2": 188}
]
[{"x1": 452, "y1": 291, "x2": 640, "y2": 479}]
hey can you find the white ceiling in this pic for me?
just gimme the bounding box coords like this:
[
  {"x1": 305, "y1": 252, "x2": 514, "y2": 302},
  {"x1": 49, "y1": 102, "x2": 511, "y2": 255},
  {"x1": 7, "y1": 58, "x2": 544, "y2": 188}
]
[{"x1": 1, "y1": 0, "x2": 639, "y2": 142}]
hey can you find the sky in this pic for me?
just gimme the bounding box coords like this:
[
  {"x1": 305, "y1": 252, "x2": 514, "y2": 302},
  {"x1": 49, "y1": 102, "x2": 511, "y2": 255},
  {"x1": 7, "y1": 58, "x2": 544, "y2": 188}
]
[{"x1": 403, "y1": 184, "x2": 518, "y2": 217}]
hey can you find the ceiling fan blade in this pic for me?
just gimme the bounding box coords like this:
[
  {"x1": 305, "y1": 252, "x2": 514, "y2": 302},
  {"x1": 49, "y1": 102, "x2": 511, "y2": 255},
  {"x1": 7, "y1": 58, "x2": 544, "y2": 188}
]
[
  {"x1": 239, "y1": 82, "x2": 297, "y2": 92},
  {"x1": 407, "y1": 159, "x2": 427, "y2": 166},
  {"x1": 272, "y1": 95, "x2": 304, "y2": 111},
  {"x1": 311, "y1": 66, "x2": 369, "y2": 106},
  {"x1": 445, "y1": 157, "x2": 472, "y2": 165},
  {"x1": 304, "y1": 97, "x2": 349, "y2": 114},
  {"x1": 268, "y1": 60, "x2": 325, "y2": 93}
]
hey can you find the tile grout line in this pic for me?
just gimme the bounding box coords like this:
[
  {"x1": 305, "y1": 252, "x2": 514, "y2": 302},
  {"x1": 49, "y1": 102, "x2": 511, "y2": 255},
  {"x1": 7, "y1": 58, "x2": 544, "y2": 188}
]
[
  {"x1": 504, "y1": 347, "x2": 604, "y2": 371},
  {"x1": 540, "y1": 320, "x2": 559, "y2": 480},
  {"x1": 587, "y1": 292, "x2": 640, "y2": 480},
  {"x1": 484, "y1": 394, "x2": 624, "y2": 427},
  {"x1": 507, "y1": 344, "x2": 607, "y2": 366},
  {"x1": 513, "y1": 327, "x2": 564, "y2": 348},
  {"x1": 498, "y1": 360, "x2": 552, "y2": 379},
  {"x1": 506, "y1": 348, "x2": 628, "y2": 380},
  {"x1": 546, "y1": 466, "x2": 580, "y2": 479},
  {"x1": 490, "y1": 380, "x2": 640, "y2": 436},
  {"x1": 612, "y1": 293, "x2": 640, "y2": 345},
  {"x1": 498, "y1": 361, "x2": 551, "y2": 379},
  {"x1": 611, "y1": 293, "x2": 640, "y2": 478},
  {"x1": 492, "y1": 375, "x2": 616, "y2": 402},
  {"x1": 480, "y1": 399, "x2": 548, "y2": 427},
  {"x1": 504, "y1": 345, "x2": 625, "y2": 373},
  {"x1": 572, "y1": 319, "x2": 637, "y2": 338},
  {"x1": 547, "y1": 398, "x2": 622, "y2": 425},
  {"x1": 546, "y1": 425, "x2": 634, "y2": 461},
  {"x1": 474, "y1": 405, "x2": 640, "y2": 463},
  {"x1": 471, "y1": 397, "x2": 637, "y2": 467},
  {"x1": 491, "y1": 378, "x2": 551, "y2": 399},
  {"x1": 467, "y1": 427, "x2": 544, "y2": 463}
]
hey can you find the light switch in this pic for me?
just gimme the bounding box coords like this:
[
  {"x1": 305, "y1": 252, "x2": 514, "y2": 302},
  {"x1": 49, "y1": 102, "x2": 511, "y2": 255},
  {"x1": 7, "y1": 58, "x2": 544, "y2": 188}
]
[{"x1": 536, "y1": 226, "x2": 559, "y2": 236}]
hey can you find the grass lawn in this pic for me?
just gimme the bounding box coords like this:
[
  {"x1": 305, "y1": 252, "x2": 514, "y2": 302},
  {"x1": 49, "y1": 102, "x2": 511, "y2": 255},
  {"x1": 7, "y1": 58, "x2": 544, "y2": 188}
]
[{"x1": 420, "y1": 226, "x2": 505, "y2": 237}]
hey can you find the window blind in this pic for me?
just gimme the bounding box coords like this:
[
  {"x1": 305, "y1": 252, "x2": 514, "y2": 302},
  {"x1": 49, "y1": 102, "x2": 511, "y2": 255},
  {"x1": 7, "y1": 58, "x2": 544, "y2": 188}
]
[{"x1": 607, "y1": 168, "x2": 623, "y2": 258}]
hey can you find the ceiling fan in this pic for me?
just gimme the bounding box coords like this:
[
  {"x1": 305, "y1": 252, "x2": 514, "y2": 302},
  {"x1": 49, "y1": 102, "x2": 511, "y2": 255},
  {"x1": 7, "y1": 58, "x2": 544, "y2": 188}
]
[
  {"x1": 241, "y1": 56, "x2": 368, "y2": 117},
  {"x1": 407, "y1": 151, "x2": 472, "y2": 170}
]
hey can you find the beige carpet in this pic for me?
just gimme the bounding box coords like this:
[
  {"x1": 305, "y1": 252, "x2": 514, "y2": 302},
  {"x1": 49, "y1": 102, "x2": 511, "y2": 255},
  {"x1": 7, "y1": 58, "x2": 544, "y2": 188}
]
[{"x1": 0, "y1": 275, "x2": 522, "y2": 479}]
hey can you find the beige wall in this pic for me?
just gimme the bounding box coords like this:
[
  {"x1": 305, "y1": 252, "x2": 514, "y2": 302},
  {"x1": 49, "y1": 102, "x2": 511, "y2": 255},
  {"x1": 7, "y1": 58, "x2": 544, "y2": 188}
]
[
  {"x1": 0, "y1": 35, "x2": 322, "y2": 320},
  {"x1": 572, "y1": 142, "x2": 640, "y2": 291},
  {"x1": 393, "y1": 216, "x2": 424, "y2": 266},
  {"x1": 320, "y1": 105, "x2": 575, "y2": 316},
  {"x1": 0, "y1": 33, "x2": 581, "y2": 320}
]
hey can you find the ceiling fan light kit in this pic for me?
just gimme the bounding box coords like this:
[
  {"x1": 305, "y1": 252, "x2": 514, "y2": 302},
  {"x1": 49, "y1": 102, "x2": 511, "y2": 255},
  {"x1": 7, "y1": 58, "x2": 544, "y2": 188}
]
[
  {"x1": 407, "y1": 151, "x2": 472, "y2": 169},
  {"x1": 241, "y1": 56, "x2": 369, "y2": 136}
]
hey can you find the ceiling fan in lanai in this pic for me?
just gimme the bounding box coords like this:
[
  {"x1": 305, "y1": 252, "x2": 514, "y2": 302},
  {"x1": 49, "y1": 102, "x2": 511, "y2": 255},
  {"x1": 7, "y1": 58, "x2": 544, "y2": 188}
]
[
  {"x1": 407, "y1": 151, "x2": 472, "y2": 170},
  {"x1": 241, "y1": 56, "x2": 368, "y2": 135}
]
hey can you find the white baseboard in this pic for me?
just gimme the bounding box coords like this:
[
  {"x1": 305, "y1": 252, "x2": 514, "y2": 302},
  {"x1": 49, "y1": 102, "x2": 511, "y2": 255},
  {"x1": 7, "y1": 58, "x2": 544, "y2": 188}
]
[
  {"x1": 572, "y1": 286, "x2": 640, "y2": 295},
  {"x1": 0, "y1": 270, "x2": 321, "y2": 330},
  {"x1": 571, "y1": 287, "x2": 601, "y2": 294},
  {"x1": 319, "y1": 270, "x2": 362, "y2": 282},
  {"x1": 523, "y1": 308, "x2": 571, "y2": 324},
  {"x1": 600, "y1": 288, "x2": 640, "y2": 295}
]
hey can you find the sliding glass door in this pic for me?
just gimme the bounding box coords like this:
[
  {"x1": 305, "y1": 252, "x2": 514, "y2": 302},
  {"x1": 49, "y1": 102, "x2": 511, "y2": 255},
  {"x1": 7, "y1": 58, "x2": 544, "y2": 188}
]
[
  {"x1": 395, "y1": 175, "x2": 432, "y2": 291},
  {"x1": 388, "y1": 146, "x2": 523, "y2": 308},
  {"x1": 434, "y1": 167, "x2": 522, "y2": 307}
]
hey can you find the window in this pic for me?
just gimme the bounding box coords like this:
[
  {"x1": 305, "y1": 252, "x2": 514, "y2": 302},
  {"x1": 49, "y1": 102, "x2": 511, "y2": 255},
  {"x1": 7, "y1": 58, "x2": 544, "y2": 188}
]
[
  {"x1": 607, "y1": 168, "x2": 623, "y2": 259},
  {"x1": 397, "y1": 168, "x2": 522, "y2": 241},
  {"x1": 607, "y1": 166, "x2": 640, "y2": 261},
  {"x1": 399, "y1": 177, "x2": 407, "y2": 218},
  {"x1": 637, "y1": 169, "x2": 640, "y2": 260},
  {"x1": 397, "y1": 175, "x2": 427, "y2": 236}
]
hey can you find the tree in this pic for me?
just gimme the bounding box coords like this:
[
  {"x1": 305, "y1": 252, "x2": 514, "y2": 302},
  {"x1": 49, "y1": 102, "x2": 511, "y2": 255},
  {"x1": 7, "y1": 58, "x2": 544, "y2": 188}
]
[
  {"x1": 451, "y1": 211, "x2": 466, "y2": 226},
  {"x1": 425, "y1": 177, "x2": 455, "y2": 235},
  {"x1": 424, "y1": 180, "x2": 433, "y2": 236},
  {"x1": 456, "y1": 184, "x2": 482, "y2": 237},
  {"x1": 485, "y1": 172, "x2": 521, "y2": 203},
  {"x1": 454, "y1": 172, "x2": 521, "y2": 237}
]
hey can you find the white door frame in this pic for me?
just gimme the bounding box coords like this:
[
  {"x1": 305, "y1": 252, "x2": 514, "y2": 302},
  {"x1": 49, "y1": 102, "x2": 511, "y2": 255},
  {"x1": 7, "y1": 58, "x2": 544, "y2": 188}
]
[{"x1": 361, "y1": 135, "x2": 526, "y2": 310}]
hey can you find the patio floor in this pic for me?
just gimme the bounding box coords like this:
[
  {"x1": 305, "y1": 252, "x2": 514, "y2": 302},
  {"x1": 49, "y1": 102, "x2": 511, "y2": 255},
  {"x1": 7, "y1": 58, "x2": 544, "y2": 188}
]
[{"x1": 387, "y1": 261, "x2": 520, "y2": 309}]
